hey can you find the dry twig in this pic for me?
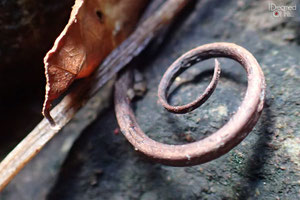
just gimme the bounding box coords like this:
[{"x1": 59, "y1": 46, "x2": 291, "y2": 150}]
[{"x1": 0, "y1": 0, "x2": 189, "y2": 191}]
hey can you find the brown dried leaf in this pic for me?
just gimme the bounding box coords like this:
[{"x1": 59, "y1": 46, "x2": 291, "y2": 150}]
[{"x1": 43, "y1": 0, "x2": 149, "y2": 120}]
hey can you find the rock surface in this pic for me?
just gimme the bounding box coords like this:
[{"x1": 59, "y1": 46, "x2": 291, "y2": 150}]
[{"x1": 1, "y1": 0, "x2": 300, "y2": 199}]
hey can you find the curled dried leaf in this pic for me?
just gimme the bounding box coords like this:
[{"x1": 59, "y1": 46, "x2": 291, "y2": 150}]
[{"x1": 43, "y1": 0, "x2": 149, "y2": 122}]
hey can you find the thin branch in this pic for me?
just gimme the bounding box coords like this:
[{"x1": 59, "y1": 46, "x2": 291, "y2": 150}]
[{"x1": 0, "y1": 0, "x2": 189, "y2": 191}]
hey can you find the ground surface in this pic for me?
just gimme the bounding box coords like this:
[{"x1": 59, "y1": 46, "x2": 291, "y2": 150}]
[{"x1": 1, "y1": 0, "x2": 300, "y2": 199}]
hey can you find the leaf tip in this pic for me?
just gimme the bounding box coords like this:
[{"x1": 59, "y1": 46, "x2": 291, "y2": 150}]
[{"x1": 42, "y1": 98, "x2": 56, "y2": 127}]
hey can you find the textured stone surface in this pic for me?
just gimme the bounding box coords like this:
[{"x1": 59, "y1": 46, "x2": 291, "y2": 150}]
[{"x1": 1, "y1": 0, "x2": 300, "y2": 199}]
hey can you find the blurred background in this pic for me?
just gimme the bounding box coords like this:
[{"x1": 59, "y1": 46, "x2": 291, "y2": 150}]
[{"x1": 0, "y1": 0, "x2": 73, "y2": 158}]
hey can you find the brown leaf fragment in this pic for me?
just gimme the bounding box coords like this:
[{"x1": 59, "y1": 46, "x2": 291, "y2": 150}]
[
  {"x1": 43, "y1": 0, "x2": 149, "y2": 122},
  {"x1": 0, "y1": 0, "x2": 189, "y2": 191}
]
